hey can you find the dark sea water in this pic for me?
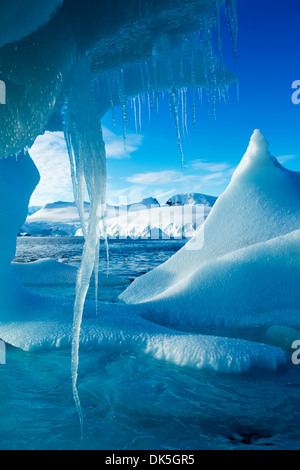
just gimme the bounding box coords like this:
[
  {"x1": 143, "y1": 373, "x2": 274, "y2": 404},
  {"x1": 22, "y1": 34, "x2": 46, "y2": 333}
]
[
  {"x1": 14, "y1": 237, "x2": 187, "y2": 302},
  {"x1": 0, "y1": 237, "x2": 298, "y2": 450}
]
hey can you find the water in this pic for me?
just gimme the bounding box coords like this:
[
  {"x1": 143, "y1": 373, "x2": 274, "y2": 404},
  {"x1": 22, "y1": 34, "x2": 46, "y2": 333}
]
[
  {"x1": 0, "y1": 237, "x2": 299, "y2": 450},
  {"x1": 14, "y1": 237, "x2": 187, "y2": 302}
]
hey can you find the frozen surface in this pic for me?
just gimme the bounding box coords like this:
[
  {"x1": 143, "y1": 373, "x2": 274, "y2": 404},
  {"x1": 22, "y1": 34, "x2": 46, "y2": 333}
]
[
  {"x1": 12, "y1": 259, "x2": 127, "y2": 288},
  {"x1": 0, "y1": 293, "x2": 286, "y2": 374},
  {"x1": 121, "y1": 130, "x2": 300, "y2": 328}
]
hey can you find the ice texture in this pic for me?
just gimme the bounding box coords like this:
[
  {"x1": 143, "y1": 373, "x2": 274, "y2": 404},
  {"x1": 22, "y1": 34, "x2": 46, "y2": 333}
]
[
  {"x1": 0, "y1": 0, "x2": 63, "y2": 48},
  {"x1": 61, "y1": 57, "x2": 107, "y2": 432},
  {"x1": 0, "y1": 0, "x2": 237, "y2": 158},
  {"x1": 121, "y1": 130, "x2": 300, "y2": 328},
  {"x1": 0, "y1": 298, "x2": 286, "y2": 375},
  {"x1": 12, "y1": 259, "x2": 128, "y2": 288}
]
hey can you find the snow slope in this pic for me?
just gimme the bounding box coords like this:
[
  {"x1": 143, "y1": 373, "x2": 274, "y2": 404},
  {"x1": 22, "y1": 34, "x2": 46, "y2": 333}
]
[
  {"x1": 120, "y1": 130, "x2": 300, "y2": 329},
  {"x1": 0, "y1": 272, "x2": 285, "y2": 374}
]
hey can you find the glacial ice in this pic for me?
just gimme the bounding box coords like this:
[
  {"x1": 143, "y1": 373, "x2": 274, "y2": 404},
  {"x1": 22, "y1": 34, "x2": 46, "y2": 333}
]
[
  {"x1": 0, "y1": 1, "x2": 239, "y2": 420},
  {"x1": 0, "y1": 0, "x2": 63, "y2": 48},
  {"x1": 121, "y1": 130, "x2": 300, "y2": 329},
  {"x1": 0, "y1": 143, "x2": 287, "y2": 377},
  {"x1": 0, "y1": 294, "x2": 286, "y2": 375}
]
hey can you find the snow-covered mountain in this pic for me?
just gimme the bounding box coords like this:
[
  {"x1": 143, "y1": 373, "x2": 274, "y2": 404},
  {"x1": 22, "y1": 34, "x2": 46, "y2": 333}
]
[
  {"x1": 27, "y1": 206, "x2": 42, "y2": 217},
  {"x1": 22, "y1": 194, "x2": 213, "y2": 238},
  {"x1": 166, "y1": 193, "x2": 217, "y2": 207}
]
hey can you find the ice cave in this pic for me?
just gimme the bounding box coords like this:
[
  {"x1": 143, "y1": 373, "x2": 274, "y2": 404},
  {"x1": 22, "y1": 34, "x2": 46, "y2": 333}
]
[{"x1": 0, "y1": 0, "x2": 299, "y2": 450}]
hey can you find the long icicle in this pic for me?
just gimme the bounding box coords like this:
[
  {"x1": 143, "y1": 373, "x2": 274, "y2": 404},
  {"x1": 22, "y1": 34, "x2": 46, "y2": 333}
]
[{"x1": 62, "y1": 56, "x2": 107, "y2": 437}]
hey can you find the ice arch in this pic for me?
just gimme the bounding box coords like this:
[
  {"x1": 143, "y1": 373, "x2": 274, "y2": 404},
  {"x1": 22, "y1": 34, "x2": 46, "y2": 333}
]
[{"x1": 0, "y1": 0, "x2": 239, "y2": 416}]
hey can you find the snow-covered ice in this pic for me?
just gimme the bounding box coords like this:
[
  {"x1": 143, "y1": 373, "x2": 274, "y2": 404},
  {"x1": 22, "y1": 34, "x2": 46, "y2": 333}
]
[{"x1": 121, "y1": 130, "x2": 300, "y2": 329}]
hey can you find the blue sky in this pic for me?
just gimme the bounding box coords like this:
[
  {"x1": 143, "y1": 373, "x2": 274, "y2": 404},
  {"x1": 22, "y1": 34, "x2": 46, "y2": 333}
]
[{"x1": 29, "y1": 0, "x2": 300, "y2": 206}]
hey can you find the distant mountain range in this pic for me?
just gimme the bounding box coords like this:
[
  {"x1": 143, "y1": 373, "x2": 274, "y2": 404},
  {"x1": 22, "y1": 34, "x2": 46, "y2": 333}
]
[
  {"x1": 166, "y1": 193, "x2": 218, "y2": 207},
  {"x1": 22, "y1": 193, "x2": 217, "y2": 238}
]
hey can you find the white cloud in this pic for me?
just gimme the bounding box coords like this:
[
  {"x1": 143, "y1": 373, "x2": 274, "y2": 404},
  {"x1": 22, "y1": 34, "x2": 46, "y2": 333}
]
[
  {"x1": 277, "y1": 155, "x2": 296, "y2": 164},
  {"x1": 103, "y1": 127, "x2": 143, "y2": 159},
  {"x1": 29, "y1": 131, "x2": 74, "y2": 206},
  {"x1": 28, "y1": 127, "x2": 144, "y2": 206},
  {"x1": 126, "y1": 170, "x2": 195, "y2": 185},
  {"x1": 188, "y1": 159, "x2": 231, "y2": 172}
]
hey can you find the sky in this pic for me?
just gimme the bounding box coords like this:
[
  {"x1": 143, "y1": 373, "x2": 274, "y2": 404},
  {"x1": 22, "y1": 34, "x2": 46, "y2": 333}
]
[{"x1": 29, "y1": 0, "x2": 300, "y2": 207}]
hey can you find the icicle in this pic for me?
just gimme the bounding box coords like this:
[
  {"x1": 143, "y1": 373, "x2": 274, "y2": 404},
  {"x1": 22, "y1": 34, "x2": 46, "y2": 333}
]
[
  {"x1": 180, "y1": 89, "x2": 185, "y2": 138},
  {"x1": 236, "y1": 81, "x2": 240, "y2": 101},
  {"x1": 189, "y1": 36, "x2": 196, "y2": 129},
  {"x1": 133, "y1": 97, "x2": 138, "y2": 133},
  {"x1": 169, "y1": 87, "x2": 184, "y2": 169},
  {"x1": 226, "y1": 0, "x2": 238, "y2": 61},
  {"x1": 214, "y1": 0, "x2": 224, "y2": 77},
  {"x1": 106, "y1": 73, "x2": 116, "y2": 128},
  {"x1": 116, "y1": 69, "x2": 128, "y2": 148},
  {"x1": 62, "y1": 56, "x2": 107, "y2": 437},
  {"x1": 138, "y1": 94, "x2": 142, "y2": 131}
]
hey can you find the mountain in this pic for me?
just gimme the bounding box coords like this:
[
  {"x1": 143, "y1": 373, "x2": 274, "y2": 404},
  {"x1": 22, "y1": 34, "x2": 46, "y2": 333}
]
[
  {"x1": 21, "y1": 196, "x2": 212, "y2": 238},
  {"x1": 27, "y1": 206, "x2": 42, "y2": 216},
  {"x1": 166, "y1": 193, "x2": 218, "y2": 207}
]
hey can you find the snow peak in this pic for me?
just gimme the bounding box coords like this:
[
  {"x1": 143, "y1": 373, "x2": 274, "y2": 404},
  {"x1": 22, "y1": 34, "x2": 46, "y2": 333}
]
[{"x1": 105, "y1": 455, "x2": 139, "y2": 468}]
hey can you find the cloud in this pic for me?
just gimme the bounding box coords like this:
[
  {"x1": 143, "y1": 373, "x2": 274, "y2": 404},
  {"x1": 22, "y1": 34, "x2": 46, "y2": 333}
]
[
  {"x1": 126, "y1": 170, "x2": 196, "y2": 185},
  {"x1": 187, "y1": 159, "x2": 231, "y2": 172},
  {"x1": 277, "y1": 155, "x2": 296, "y2": 164},
  {"x1": 28, "y1": 127, "x2": 144, "y2": 205},
  {"x1": 125, "y1": 160, "x2": 235, "y2": 187},
  {"x1": 29, "y1": 131, "x2": 75, "y2": 206},
  {"x1": 103, "y1": 127, "x2": 143, "y2": 159}
]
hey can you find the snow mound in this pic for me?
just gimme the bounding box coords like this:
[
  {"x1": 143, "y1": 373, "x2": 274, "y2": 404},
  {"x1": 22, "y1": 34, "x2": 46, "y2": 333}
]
[
  {"x1": 12, "y1": 259, "x2": 127, "y2": 287},
  {"x1": 121, "y1": 130, "x2": 300, "y2": 329},
  {"x1": 0, "y1": 293, "x2": 285, "y2": 374}
]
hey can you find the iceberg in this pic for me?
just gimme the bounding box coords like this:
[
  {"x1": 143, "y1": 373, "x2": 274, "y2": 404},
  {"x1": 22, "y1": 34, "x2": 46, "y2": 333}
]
[{"x1": 121, "y1": 130, "x2": 300, "y2": 328}]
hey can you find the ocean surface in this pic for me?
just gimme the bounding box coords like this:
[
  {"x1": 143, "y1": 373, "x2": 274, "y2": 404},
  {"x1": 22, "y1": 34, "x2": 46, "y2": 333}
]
[{"x1": 0, "y1": 237, "x2": 298, "y2": 450}]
